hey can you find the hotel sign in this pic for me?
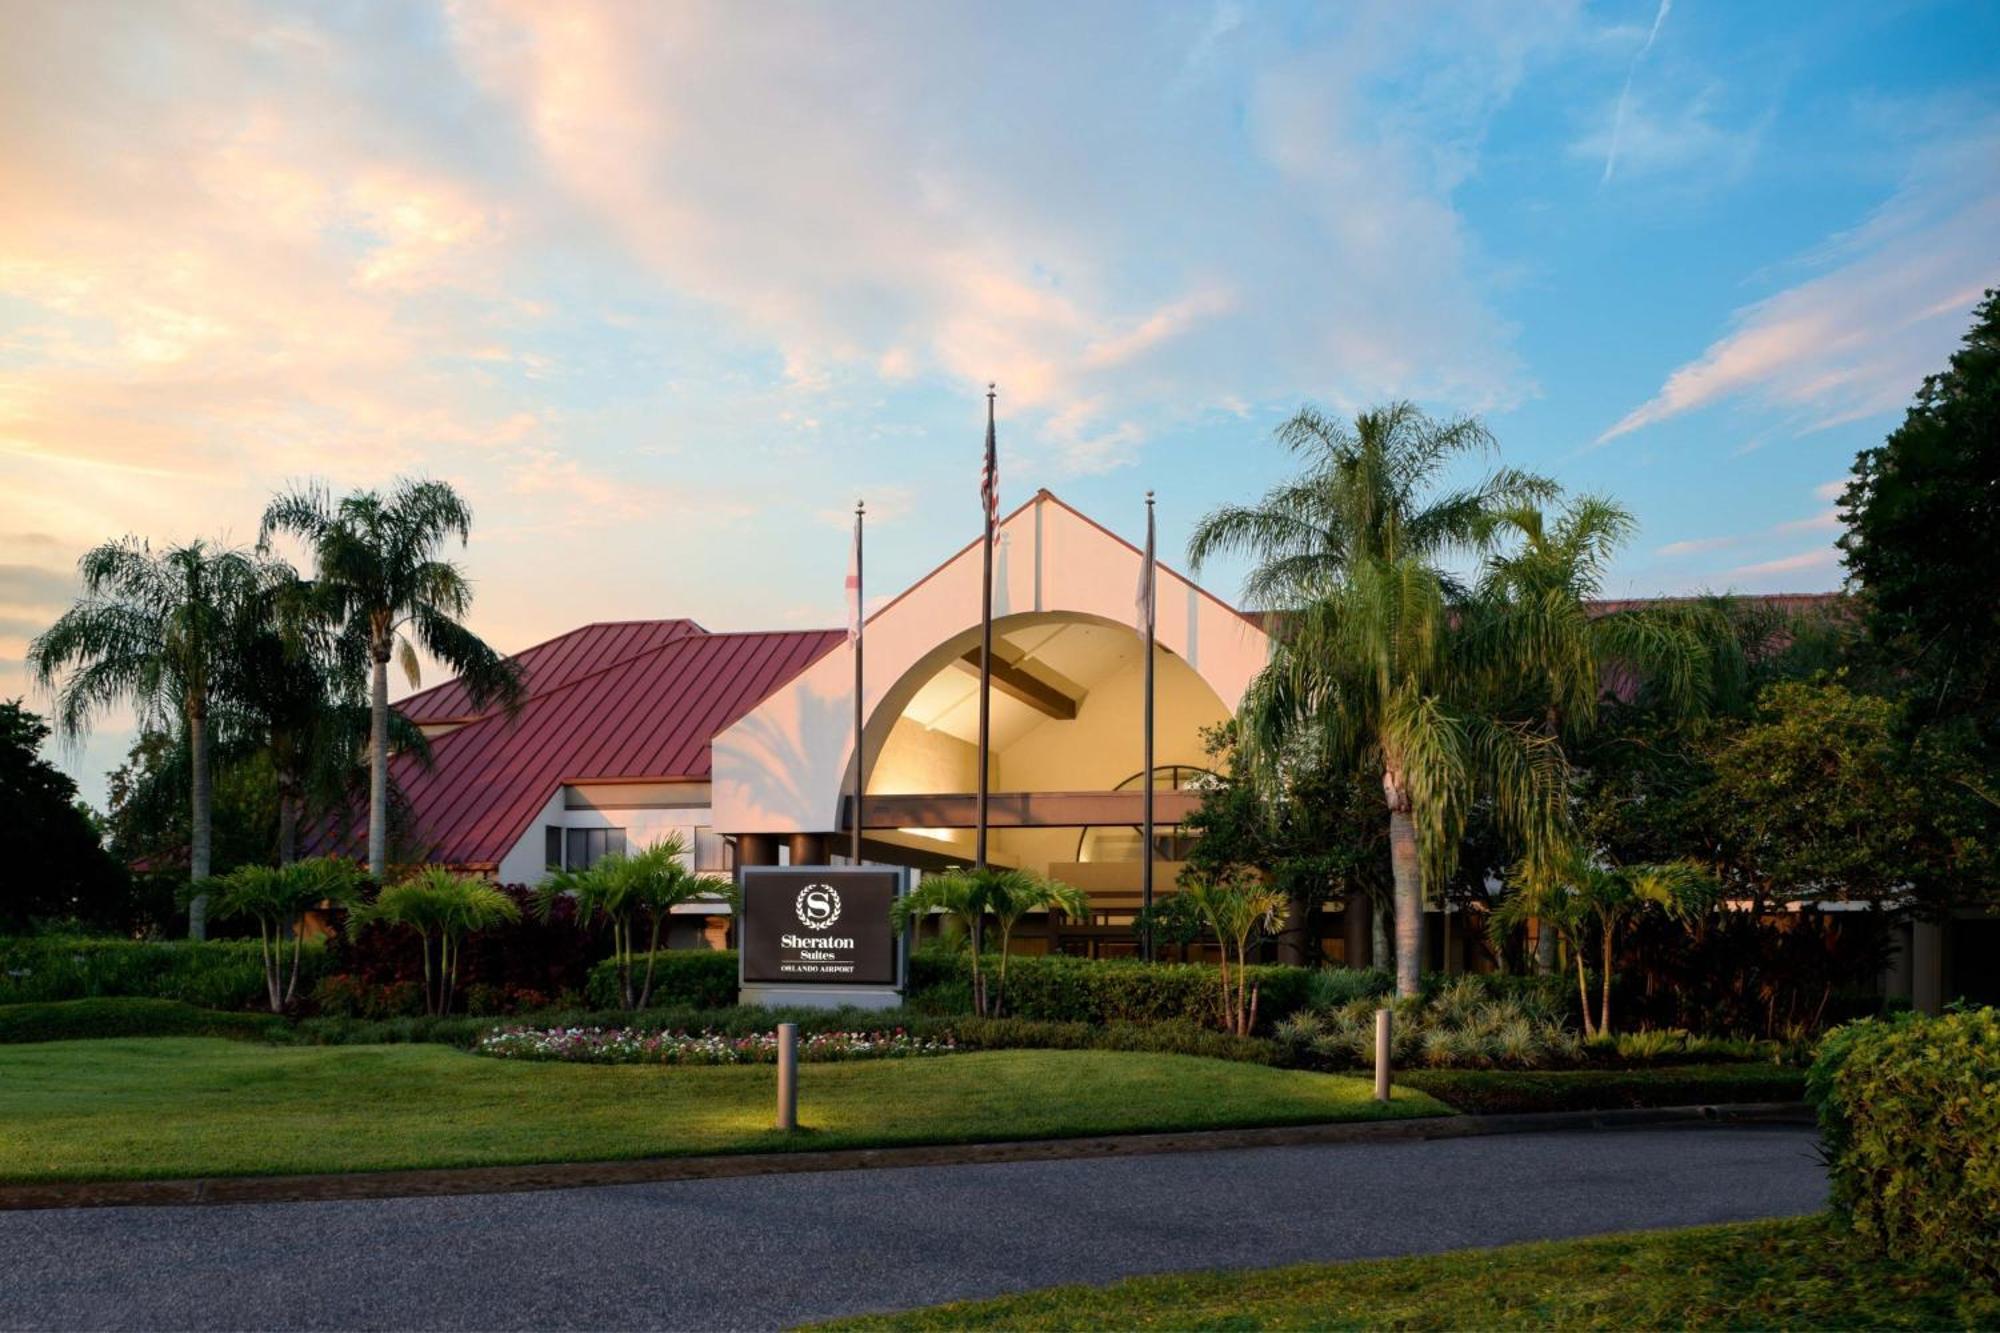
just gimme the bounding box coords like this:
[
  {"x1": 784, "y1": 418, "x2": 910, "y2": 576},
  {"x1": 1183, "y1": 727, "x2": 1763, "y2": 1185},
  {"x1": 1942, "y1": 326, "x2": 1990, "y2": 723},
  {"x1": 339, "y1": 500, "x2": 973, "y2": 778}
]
[{"x1": 739, "y1": 866, "x2": 903, "y2": 988}]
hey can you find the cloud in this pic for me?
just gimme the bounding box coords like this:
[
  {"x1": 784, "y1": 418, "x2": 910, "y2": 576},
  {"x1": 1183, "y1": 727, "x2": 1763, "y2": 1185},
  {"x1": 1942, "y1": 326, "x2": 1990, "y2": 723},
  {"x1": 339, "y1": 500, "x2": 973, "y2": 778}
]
[
  {"x1": 1655, "y1": 535, "x2": 1738, "y2": 558},
  {"x1": 1599, "y1": 120, "x2": 2000, "y2": 443},
  {"x1": 1727, "y1": 547, "x2": 1840, "y2": 581},
  {"x1": 1573, "y1": 83, "x2": 1760, "y2": 186},
  {"x1": 1773, "y1": 508, "x2": 1840, "y2": 535},
  {"x1": 1813, "y1": 479, "x2": 1848, "y2": 502}
]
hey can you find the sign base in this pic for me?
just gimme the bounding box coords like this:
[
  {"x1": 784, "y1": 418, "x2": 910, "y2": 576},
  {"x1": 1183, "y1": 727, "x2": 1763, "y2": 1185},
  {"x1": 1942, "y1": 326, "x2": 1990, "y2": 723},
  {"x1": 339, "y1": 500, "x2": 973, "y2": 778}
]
[{"x1": 739, "y1": 985, "x2": 903, "y2": 1011}]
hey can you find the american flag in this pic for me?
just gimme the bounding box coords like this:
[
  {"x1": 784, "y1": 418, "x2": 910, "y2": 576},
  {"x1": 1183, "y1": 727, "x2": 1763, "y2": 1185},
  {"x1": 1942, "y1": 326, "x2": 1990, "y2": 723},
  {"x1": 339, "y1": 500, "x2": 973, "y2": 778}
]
[{"x1": 980, "y1": 386, "x2": 998, "y2": 529}]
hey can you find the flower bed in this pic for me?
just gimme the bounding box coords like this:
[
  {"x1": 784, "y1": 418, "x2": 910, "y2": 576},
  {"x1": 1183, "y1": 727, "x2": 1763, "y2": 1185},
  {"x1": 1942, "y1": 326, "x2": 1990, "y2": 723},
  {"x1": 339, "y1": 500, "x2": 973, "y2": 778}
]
[{"x1": 474, "y1": 1025, "x2": 957, "y2": 1065}]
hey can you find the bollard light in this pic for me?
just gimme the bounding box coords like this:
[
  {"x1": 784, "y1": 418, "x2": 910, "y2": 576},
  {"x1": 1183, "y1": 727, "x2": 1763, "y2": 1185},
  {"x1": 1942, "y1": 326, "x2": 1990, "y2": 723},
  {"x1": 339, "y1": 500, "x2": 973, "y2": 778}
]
[
  {"x1": 775, "y1": 1022, "x2": 798, "y2": 1131},
  {"x1": 1374, "y1": 1007, "x2": 1392, "y2": 1102}
]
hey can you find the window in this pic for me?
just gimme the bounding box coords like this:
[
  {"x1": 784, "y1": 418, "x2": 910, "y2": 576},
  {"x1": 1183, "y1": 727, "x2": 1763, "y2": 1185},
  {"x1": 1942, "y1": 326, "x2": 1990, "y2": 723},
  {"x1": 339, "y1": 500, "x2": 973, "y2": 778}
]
[
  {"x1": 561, "y1": 827, "x2": 626, "y2": 871},
  {"x1": 691, "y1": 827, "x2": 735, "y2": 875},
  {"x1": 544, "y1": 826, "x2": 562, "y2": 872}
]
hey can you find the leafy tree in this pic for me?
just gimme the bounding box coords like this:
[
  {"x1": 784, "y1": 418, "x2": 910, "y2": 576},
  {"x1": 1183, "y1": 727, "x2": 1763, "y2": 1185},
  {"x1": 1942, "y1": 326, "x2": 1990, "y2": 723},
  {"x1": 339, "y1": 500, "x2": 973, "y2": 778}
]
[
  {"x1": 358, "y1": 868, "x2": 519, "y2": 1015},
  {"x1": 29, "y1": 538, "x2": 266, "y2": 938},
  {"x1": 1191, "y1": 403, "x2": 1568, "y2": 996},
  {"x1": 260, "y1": 479, "x2": 520, "y2": 881},
  {"x1": 1176, "y1": 868, "x2": 1288, "y2": 1036},
  {"x1": 1694, "y1": 681, "x2": 1950, "y2": 911},
  {"x1": 1179, "y1": 721, "x2": 1388, "y2": 966},
  {"x1": 1840, "y1": 289, "x2": 2000, "y2": 720},
  {"x1": 0, "y1": 700, "x2": 130, "y2": 932},
  {"x1": 197, "y1": 857, "x2": 365, "y2": 1011}
]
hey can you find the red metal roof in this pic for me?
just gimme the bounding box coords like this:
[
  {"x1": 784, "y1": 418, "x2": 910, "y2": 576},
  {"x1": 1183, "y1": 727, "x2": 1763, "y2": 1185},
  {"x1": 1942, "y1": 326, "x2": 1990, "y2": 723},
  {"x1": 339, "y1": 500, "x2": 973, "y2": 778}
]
[
  {"x1": 395, "y1": 619, "x2": 706, "y2": 723},
  {"x1": 313, "y1": 625, "x2": 841, "y2": 868}
]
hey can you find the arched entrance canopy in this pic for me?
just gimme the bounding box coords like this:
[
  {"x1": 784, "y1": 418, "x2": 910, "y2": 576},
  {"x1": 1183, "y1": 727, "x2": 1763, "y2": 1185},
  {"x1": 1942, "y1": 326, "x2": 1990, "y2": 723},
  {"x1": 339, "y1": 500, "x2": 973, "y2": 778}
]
[{"x1": 711, "y1": 491, "x2": 1272, "y2": 860}]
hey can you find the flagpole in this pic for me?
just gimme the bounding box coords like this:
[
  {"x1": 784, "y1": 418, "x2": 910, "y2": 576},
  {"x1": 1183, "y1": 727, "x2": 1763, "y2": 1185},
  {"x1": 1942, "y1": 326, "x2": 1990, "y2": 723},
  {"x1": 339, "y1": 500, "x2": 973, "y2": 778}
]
[
  {"x1": 976, "y1": 385, "x2": 996, "y2": 872},
  {"x1": 851, "y1": 499, "x2": 865, "y2": 865},
  {"x1": 1141, "y1": 490, "x2": 1156, "y2": 961}
]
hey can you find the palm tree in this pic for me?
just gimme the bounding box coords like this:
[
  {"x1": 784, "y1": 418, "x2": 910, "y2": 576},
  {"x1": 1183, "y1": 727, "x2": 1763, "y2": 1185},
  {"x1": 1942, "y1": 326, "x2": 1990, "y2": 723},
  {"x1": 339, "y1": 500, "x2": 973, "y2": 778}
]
[
  {"x1": 1476, "y1": 496, "x2": 1731, "y2": 971},
  {"x1": 1192, "y1": 404, "x2": 1566, "y2": 997},
  {"x1": 259, "y1": 479, "x2": 519, "y2": 881},
  {"x1": 540, "y1": 838, "x2": 705, "y2": 1010},
  {"x1": 29, "y1": 538, "x2": 266, "y2": 938},
  {"x1": 199, "y1": 857, "x2": 365, "y2": 1011},
  {"x1": 1177, "y1": 869, "x2": 1289, "y2": 1035},
  {"x1": 361, "y1": 867, "x2": 519, "y2": 1015},
  {"x1": 889, "y1": 867, "x2": 1086, "y2": 1017},
  {"x1": 977, "y1": 870, "x2": 1089, "y2": 1019},
  {"x1": 1187, "y1": 402, "x2": 1554, "y2": 605},
  {"x1": 1493, "y1": 854, "x2": 1716, "y2": 1037}
]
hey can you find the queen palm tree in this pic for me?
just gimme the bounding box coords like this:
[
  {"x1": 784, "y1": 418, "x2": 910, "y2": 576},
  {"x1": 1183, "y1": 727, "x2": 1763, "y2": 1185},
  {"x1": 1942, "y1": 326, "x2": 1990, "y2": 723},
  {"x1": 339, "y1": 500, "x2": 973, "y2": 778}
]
[
  {"x1": 259, "y1": 479, "x2": 519, "y2": 881},
  {"x1": 1477, "y1": 495, "x2": 1737, "y2": 972},
  {"x1": 29, "y1": 538, "x2": 265, "y2": 938},
  {"x1": 1191, "y1": 403, "x2": 1566, "y2": 996}
]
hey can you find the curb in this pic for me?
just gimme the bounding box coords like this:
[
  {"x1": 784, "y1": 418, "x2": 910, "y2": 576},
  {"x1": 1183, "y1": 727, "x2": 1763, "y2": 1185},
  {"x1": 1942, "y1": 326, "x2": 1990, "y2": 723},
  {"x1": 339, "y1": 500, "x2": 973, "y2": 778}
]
[{"x1": 0, "y1": 1102, "x2": 1812, "y2": 1212}]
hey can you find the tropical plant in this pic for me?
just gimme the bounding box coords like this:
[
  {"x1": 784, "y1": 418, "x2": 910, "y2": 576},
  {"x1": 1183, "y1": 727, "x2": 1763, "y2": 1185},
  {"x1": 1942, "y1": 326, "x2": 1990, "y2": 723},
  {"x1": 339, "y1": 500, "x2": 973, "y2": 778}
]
[
  {"x1": 890, "y1": 868, "x2": 1088, "y2": 1017},
  {"x1": 1191, "y1": 403, "x2": 1568, "y2": 997},
  {"x1": 1176, "y1": 869, "x2": 1289, "y2": 1036},
  {"x1": 1492, "y1": 854, "x2": 1716, "y2": 1037},
  {"x1": 196, "y1": 857, "x2": 365, "y2": 1011},
  {"x1": 539, "y1": 838, "x2": 710, "y2": 1010},
  {"x1": 977, "y1": 871, "x2": 1088, "y2": 1019},
  {"x1": 259, "y1": 478, "x2": 519, "y2": 881},
  {"x1": 358, "y1": 867, "x2": 519, "y2": 1015},
  {"x1": 28, "y1": 538, "x2": 267, "y2": 938}
]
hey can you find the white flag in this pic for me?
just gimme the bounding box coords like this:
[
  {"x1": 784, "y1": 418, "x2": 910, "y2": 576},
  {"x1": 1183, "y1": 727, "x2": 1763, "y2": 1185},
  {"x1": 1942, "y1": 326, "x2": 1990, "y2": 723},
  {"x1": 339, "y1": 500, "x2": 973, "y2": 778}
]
[
  {"x1": 1134, "y1": 506, "x2": 1155, "y2": 634},
  {"x1": 846, "y1": 513, "x2": 862, "y2": 643}
]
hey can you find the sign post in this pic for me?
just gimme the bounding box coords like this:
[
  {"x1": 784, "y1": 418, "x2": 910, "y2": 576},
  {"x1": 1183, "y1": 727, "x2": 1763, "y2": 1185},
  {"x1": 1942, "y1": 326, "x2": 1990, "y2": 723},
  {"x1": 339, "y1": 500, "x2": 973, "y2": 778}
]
[{"x1": 738, "y1": 865, "x2": 908, "y2": 1010}]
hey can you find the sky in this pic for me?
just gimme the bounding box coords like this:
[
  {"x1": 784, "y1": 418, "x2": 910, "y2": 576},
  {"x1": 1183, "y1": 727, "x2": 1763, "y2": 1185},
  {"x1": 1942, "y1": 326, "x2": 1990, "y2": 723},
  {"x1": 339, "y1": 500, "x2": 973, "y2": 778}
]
[{"x1": 2, "y1": 0, "x2": 1996, "y2": 805}]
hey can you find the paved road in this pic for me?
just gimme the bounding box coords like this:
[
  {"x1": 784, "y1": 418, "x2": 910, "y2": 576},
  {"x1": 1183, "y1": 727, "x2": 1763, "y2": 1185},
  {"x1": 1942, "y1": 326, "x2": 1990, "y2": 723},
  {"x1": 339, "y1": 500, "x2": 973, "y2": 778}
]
[{"x1": 0, "y1": 1126, "x2": 1824, "y2": 1332}]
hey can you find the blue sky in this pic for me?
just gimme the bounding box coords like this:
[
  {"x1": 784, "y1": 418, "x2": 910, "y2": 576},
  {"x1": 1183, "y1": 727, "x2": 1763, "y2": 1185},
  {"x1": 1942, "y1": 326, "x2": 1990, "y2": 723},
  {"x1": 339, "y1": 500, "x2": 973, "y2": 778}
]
[{"x1": 1, "y1": 0, "x2": 1995, "y2": 801}]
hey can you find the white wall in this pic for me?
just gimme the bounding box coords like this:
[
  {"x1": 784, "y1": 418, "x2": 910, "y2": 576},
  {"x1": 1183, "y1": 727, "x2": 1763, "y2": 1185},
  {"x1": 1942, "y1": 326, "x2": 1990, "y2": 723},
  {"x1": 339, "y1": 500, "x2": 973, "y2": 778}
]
[{"x1": 494, "y1": 787, "x2": 723, "y2": 886}]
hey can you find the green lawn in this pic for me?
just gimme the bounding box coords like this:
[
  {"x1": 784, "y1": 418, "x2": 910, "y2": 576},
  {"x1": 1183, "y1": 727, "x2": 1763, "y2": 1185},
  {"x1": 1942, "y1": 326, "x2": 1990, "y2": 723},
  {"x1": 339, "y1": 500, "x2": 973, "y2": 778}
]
[
  {"x1": 0, "y1": 1039, "x2": 1444, "y2": 1183},
  {"x1": 818, "y1": 1216, "x2": 1999, "y2": 1331}
]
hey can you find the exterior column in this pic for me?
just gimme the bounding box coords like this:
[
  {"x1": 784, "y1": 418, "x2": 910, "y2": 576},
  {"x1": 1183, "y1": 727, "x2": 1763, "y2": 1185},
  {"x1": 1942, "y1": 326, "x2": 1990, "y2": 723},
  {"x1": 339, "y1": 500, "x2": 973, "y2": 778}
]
[
  {"x1": 1911, "y1": 919, "x2": 1945, "y2": 1015},
  {"x1": 788, "y1": 833, "x2": 828, "y2": 867},
  {"x1": 1343, "y1": 895, "x2": 1371, "y2": 969},
  {"x1": 735, "y1": 833, "x2": 781, "y2": 867}
]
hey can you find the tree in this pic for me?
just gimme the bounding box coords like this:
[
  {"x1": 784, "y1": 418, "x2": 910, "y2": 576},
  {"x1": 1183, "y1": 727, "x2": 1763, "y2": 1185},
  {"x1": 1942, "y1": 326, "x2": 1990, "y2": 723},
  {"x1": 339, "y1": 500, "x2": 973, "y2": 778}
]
[
  {"x1": 29, "y1": 538, "x2": 266, "y2": 938},
  {"x1": 539, "y1": 838, "x2": 706, "y2": 1010},
  {"x1": 0, "y1": 700, "x2": 130, "y2": 932},
  {"x1": 359, "y1": 868, "x2": 519, "y2": 1015},
  {"x1": 890, "y1": 867, "x2": 1086, "y2": 1017},
  {"x1": 260, "y1": 479, "x2": 520, "y2": 881},
  {"x1": 1840, "y1": 289, "x2": 2000, "y2": 721},
  {"x1": 1494, "y1": 854, "x2": 1715, "y2": 1037},
  {"x1": 1191, "y1": 403, "x2": 1566, "y2": 997},
  {"x1": 1176, "y1": 868, "x2": 1288, "y2": 1036},
  {"x1": 198, "y1": 857, "x2": 365, "y2": 1011}
]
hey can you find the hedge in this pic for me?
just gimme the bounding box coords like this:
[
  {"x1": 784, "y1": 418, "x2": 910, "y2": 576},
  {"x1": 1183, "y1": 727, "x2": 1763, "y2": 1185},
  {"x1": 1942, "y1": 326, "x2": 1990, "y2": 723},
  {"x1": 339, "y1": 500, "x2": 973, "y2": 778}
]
[
  {"x1": 583, "y1": 949, "x2": 740, "y2": 1010},
  {"x1": 1808, "y1": 1008, "x2": 2000, "y2": 1284},
  {"x1": 908, "y1": 950, "x2": 1315, "y2": 1031},
  {"x1": 1400, "y1": 1063, "x2": 1806, "y2": 1114},
  {"x1": 0, "y1": 998, "x2": 289, "y2": 1044},
  {"x1": 0, "y1": 936, "x2": 332, "y2": 1012}
]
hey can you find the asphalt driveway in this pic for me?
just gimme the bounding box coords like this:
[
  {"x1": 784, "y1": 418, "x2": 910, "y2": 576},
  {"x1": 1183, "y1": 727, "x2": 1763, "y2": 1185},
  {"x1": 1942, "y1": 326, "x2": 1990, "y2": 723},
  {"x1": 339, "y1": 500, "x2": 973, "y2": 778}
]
[{"x1": 0, "y1": 1125, "x2": 1825, "y2": 1331}]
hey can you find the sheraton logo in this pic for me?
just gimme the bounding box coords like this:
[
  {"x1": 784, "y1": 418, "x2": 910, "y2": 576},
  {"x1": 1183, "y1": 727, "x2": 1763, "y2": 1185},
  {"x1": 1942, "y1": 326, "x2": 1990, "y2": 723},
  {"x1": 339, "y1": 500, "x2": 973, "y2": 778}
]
[{"x1": 795, "y1": 883, "x2": 843, "y2": 931}]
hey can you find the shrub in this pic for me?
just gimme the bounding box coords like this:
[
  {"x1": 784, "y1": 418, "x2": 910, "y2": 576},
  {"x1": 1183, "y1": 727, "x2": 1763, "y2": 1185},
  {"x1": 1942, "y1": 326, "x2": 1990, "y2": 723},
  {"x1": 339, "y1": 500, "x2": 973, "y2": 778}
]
[
  {"x1": 1274, "y1": 975, "x2": 1581, "y2": 1071},
  {"x1": 0, "y1": 936, "x2": 332, "y2": 1011},
  {"x1": 307, "y1": 973, "x2": 426, "y2": 1020},
  {"x1": 1400, "y1": 1064, "x2": 1808, "y2": 1114},
  {"x1": 327, "y1": 883, "x2": 604, "y2": 1002},
  {"x1": 0, "y1": 997, "x2": 288, "y2": 1043},
  {"x1": 584, "y1": 949, "x2": 739, "y2": 1010},
  {"x1": 1808, "y1": 1008, "x2": 2000, "y2": 1283},
  {"x1": 907, "y1": 950, "x2": 1315, "y2": 1032}
]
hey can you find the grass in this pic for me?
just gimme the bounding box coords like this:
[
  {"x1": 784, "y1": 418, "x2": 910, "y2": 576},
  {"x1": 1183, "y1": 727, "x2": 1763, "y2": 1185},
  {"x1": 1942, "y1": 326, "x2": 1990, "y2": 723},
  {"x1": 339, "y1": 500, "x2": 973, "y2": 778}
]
[
  {"x1": 0, "y1": 998, "x2": 289, "y2": 1045},
  {"x1": 1399, "y1": 1064, "x2": 1806, "y2": 1115},
  {"x1": 0, "y1": 1039, "x2": 1444, "y2": 1183},
  {"x1": 817, "y1": 1216, "x2": 2000, "y2": 1331}
]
